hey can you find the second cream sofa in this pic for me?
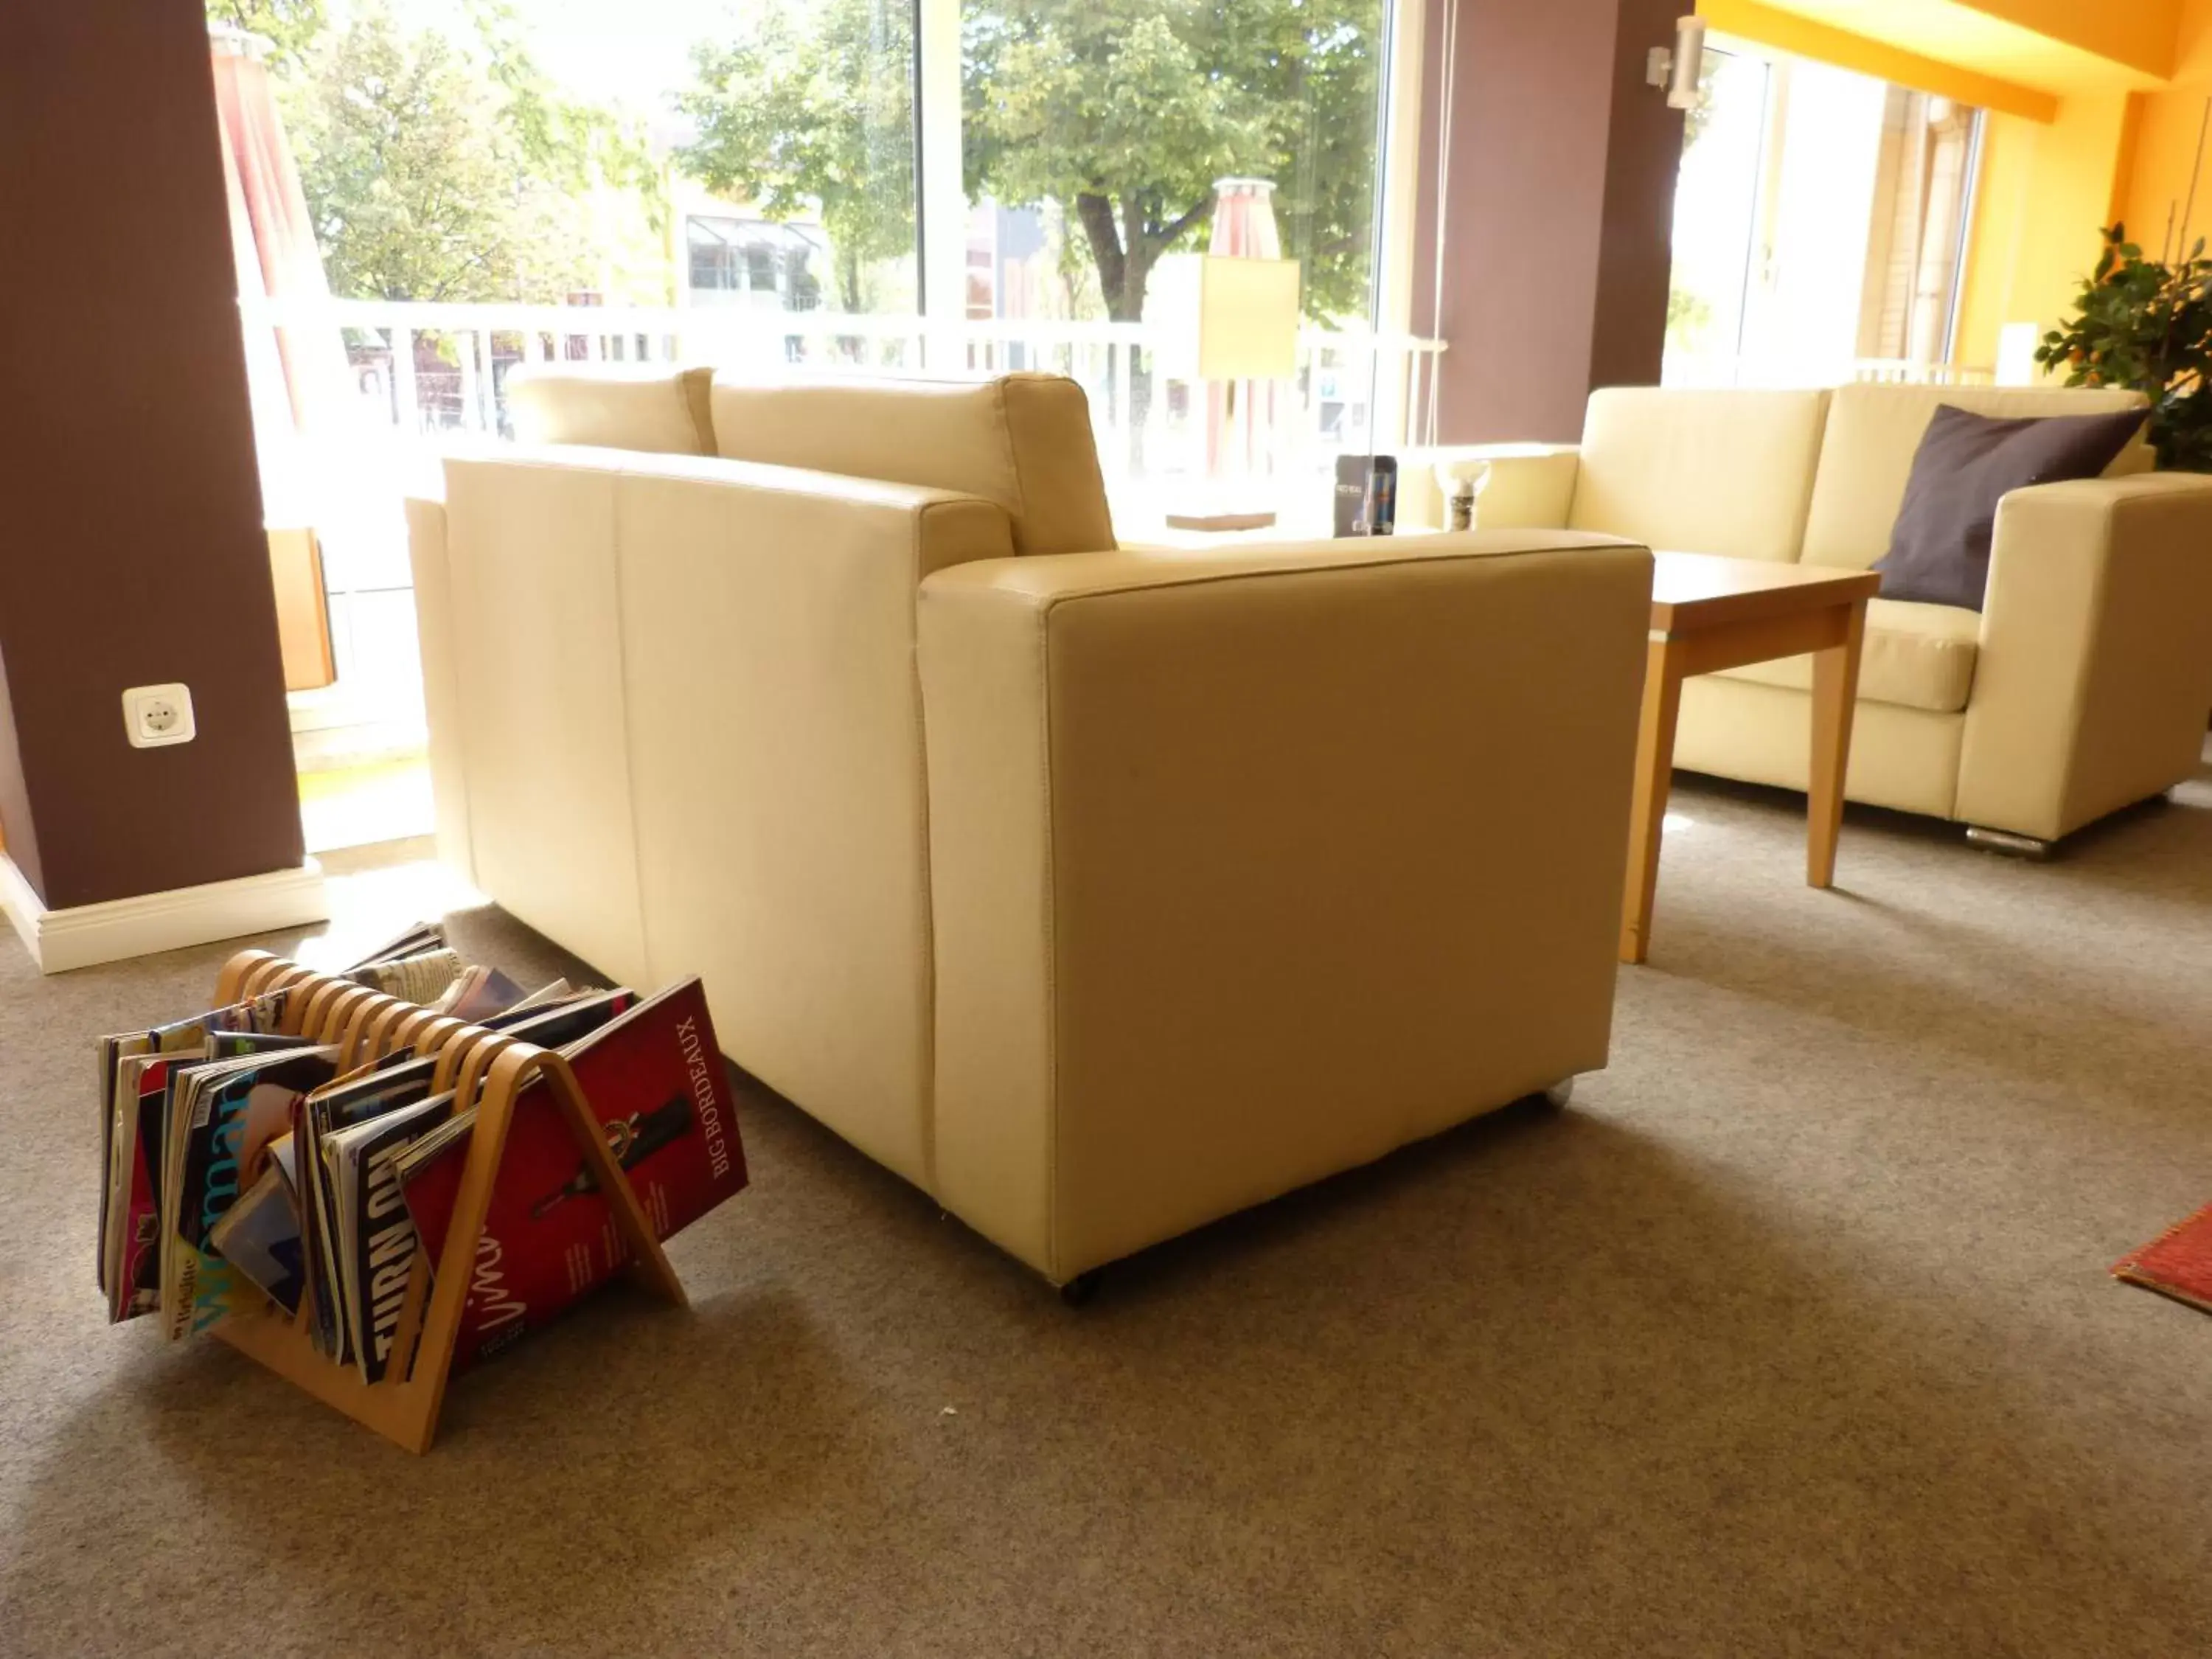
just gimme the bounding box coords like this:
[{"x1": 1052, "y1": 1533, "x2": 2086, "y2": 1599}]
[
  {"x1": 1417, "y1": 383, "x2": 2212, "y2": 849},
  {"x1": 407, "y1": 366, "x2": 1655, "y2": 1288}
]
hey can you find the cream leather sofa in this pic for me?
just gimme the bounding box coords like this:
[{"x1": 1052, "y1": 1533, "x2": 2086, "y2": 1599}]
[
  {"x1": 406, "y1": 366, "x2": 1655, "y2": 1287},
  {"x1": 1416, "y1": 383, "x2": 2212, "y2": 850}
]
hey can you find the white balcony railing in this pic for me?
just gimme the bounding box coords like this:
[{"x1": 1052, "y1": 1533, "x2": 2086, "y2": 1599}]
[
  {"x1": 244, "y1": 296, "x2": 1450, "y2": 487},
  {"x1": 1663, "y1": 350, "x2": 1997, "y2": 390}
]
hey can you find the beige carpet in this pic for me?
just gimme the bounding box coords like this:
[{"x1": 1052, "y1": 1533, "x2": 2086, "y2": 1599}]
[{"x1": 5, "y1": 762, "x2": 2212, "y2": 1658}]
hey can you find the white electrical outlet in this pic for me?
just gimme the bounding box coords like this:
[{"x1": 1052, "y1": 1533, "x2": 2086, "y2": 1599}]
[{"x1": 122, "y1": 683, "x2": 196, "y2": 749}]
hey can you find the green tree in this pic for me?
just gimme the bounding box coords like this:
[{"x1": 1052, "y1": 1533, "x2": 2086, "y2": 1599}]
[
  {"x1": 468, "y1": 0, "x2": 663, "y2": 218},
  {"x1": 205, "y1": 0, "x2": 326, "y2": 75},
  {"x1": 673, "y1": 0, "x2": 917, "y2": 313},
  {"x1": 964, "y1": 0, "x2": 1385, "y2": 325},
  {"x1": 672, "y1": 0, "x2": 1384, "y2": 326},
  {"x1": 286, "y1": 10, "x2": 526, "y2": 301},
  {"x1": 283, "y1": 3, "x2": 652, "y2": 304}
]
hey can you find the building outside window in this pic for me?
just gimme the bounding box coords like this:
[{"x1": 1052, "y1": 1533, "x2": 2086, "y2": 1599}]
[{"x1": 684, "y1": 216, "x2": 827, "y2": 312}]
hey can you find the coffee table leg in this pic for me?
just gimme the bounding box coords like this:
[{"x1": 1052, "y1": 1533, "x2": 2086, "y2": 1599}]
[
  {"x1": 1807, "y1": 598, "x2": 1867, "y2": 888},
  {"x1": 1621, "y1": 638, "x2": 1683, "y2": 965}
]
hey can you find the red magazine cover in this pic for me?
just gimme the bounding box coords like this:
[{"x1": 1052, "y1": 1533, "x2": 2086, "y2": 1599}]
[{"x1": 400, "y1": 979, "x2": 745, "y2": 1373}]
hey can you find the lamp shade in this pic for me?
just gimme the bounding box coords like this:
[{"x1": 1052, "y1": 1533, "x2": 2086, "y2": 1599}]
[{"x1": 1197, "y1": 257, "x2": 1301, "y2": 381}]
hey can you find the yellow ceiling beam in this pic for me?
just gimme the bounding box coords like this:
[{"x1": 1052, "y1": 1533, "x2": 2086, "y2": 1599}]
[
  {"x1": 1697, "y1": 0, "x2": 2063, "y2": 122},
  {"x1": 1947, "y1": 0, "x2": 2180, "y2": 83}
]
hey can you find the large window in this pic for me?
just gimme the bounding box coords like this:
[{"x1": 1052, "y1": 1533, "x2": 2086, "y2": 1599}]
[
  {"x1": 673, "y1": 0, "x2": 919, "y2": 315},
  {"x1": 1665, "y1": 41, "x2": 1983, "y2": 386},
  {"x1": 212, "y1": 0, "x2": 1407, "y2": 808},
  {"x1": 959, "y1": 0, "x2": 1391, "y2": 475},
  {"x1": 959, "y1": 0, "x2": 1385, "y2": 328}
]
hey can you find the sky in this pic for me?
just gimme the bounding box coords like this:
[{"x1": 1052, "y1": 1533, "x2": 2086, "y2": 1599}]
[{"x1": 361, "y1": 0, "x2": 749, "y2": 110}]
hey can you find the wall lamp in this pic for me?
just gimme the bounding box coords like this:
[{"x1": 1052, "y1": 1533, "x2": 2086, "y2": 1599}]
[{"x1": 1646, "y1": 15, "x2": 1708, "y2": 111}]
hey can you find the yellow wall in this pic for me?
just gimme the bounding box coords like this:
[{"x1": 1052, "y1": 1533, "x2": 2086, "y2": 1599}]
[
  {"x1": 1955, "y1": 93, "x2": 2135, "y2": 370},
  {"x1": 2123, "y1": 0, "x2": 2212, "y2": 257}
]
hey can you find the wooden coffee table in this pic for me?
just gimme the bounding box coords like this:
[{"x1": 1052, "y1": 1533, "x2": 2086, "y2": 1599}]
[{"x1": 1621, "y1": 552, "x2": 1882, "y2": 964}]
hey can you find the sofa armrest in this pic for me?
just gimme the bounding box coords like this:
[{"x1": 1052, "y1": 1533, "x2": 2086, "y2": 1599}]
[
  {"x1": 1955, "y1": 473, "x2": 2212, "y2": 840},
  {"x1": 917, "y1": 531, "x2": 1652, "y2": 1281},
  {"x1": 1399, "y1": 444, "x2": 1581, "y2": 531}
]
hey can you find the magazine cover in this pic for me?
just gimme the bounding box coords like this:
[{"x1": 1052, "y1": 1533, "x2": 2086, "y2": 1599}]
[
  {"x1": 161, "y1": 1048, "x2": 339, "y2": 1342},
  {"x1": 299, "y1": 1055, "x2": 445, "y2": 1360},
  {"x1": 206, "y1": 1166, "x2": 305, "y2": 1314},
  {"x1": 400, "y1": 979, "x2": 745, "y2": 1375},
  {"x1": 103, "y1": 1031, "x2": 312, "y2": 1323},
  {"x1": 298, "y1": 990, "x2": 635, "y2": 1360},
  {"x1": 333, "y1": 1093, "x2": 455, "y2": 1382},
  {"x1": 94, "y1": 990, "x2": 291, "y2": 1294}
]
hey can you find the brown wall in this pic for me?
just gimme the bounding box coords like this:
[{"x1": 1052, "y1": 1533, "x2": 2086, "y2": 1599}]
[
  {"x1": 1413, "y1": 0, "x2": 1687, "y2": 442},
  {"x1": 1590, "y1": 0, "x2": 1694, "y2": 392},
  {"x1": 0, "y1": 1, "x2": 304, "y2": 911}
]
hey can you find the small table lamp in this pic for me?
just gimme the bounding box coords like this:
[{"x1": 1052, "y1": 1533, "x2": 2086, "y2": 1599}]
[{"x1": 1166, "y1": 254, "x2": 1303, "y2": 531}]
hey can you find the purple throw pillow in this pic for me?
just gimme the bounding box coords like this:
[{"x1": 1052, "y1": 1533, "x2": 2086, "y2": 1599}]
[{"x1": 1874, "y1": 404, "x2": 2147, "y2": 611}]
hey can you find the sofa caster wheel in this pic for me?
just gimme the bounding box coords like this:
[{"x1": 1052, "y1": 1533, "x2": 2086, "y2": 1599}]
[
  {"x1": 1059, "y1": 1270, "x2": 1102, "y2": 1308},
  {"x1": 1964, "y1": 826, "x2": 2053, "y2": 860},
  {"x1": 1537, "y1": 1078, "x2": 1575, "y2": 1110}
]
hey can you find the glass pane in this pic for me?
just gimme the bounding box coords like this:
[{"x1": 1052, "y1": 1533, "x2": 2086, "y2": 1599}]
[
  {"x1": 218, "y1": 0, "x2": 919, "y2": 833},
  {"x1": 1664, "y1": 40, "x2": 1981, "y2": 388},
  {"x1": 1663, "y1": 48, "x2": 1769, "y2": 386},
  {"x1": 961, "y1": 0, "x2": 1390, "y2": 480},
  {"x1": 672, "y1": 0, "x2": 918, "y2": 316}
]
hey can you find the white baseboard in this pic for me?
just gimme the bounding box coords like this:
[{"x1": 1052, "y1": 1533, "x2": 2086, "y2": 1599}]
[{"x1": 0, "y1": 855, "x2": 329, "y2": 975}]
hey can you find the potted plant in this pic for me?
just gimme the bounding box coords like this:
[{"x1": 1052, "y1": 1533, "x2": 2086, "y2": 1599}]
[{"x1": 2035, "y1": 223, "x2": 2212, "y2": 471}]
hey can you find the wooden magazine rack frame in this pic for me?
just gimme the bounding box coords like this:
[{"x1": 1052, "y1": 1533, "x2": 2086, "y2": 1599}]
[{"x1": 206, "y1": 948, "x2": 688, "y2": 1454}]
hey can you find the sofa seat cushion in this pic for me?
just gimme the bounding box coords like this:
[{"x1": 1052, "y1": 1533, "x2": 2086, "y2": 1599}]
[{"x1": 1714, "y1": 595, "x2": 1980, "y2": 713}]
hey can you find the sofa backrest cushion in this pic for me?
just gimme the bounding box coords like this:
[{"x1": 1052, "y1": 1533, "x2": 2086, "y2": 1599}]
[
  {"x1": 1801, "y1": 383, "x2": 2152, "y2": 569},
  {"x1": 1568, "y1": 387, "x2": 1832, "y2": 561},
  {"x1": 711, "y1": 372, "x2": 1116, "y2": 557},
  {"x1": 506, "y1": 365, "x2": 716, "y2": 456}
]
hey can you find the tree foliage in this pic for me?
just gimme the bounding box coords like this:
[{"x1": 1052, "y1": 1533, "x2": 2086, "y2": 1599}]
[
  {"x1": 2036, "y1": 223, "x2": 2212, "y2": 471},
  {"x1": 205, "y1": 0, "x2": 326, "y2": 75},
  {"x1": 279, "y1": 2, "x2": 654, "y2": 304},
  {"x1": 672, "y1": 0, "x2": 917, "y2": 313},
  {"x1": 964, "y1": 0, "x2": 1383, "y2": 323},
  {"x1": 670, "y1": 0, "x2": 1385, "y2": 326}
]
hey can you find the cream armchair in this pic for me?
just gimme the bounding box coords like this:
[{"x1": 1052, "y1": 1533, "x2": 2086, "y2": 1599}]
[
  {"x1": 408, "y1": 368, "x2": 1654, "y2": 1288},
  {"x1": 1416, "y1": 383, "x2": 2212, "y2": 851}
]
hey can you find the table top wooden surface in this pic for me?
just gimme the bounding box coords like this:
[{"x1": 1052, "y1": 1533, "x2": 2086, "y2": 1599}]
[{"x1": 1649, "y1": 551, "x2": 1882, "y2": 633}]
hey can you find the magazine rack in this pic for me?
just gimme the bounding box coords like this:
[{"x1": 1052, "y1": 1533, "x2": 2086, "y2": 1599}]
[{"x1": 204, "y1": 948, "x2": 688, "y2": 1454}]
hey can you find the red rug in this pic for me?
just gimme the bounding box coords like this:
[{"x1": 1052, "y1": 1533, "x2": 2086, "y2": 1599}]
[{"x1": 2114, "y1": 1202, "x2": 2212, "y2": 1315}]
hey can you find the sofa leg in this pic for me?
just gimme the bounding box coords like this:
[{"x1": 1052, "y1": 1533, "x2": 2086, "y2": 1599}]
[
  {"x1": 1059, "y1": 1270, "x2": 1103, "y2": 1309},
  {"x1": 1964, "y1": 826, "x2": 2054, "y2": 860},
  {"x1": 1538, "y1": 1078, "x2": 1576, "y2": 1110}
]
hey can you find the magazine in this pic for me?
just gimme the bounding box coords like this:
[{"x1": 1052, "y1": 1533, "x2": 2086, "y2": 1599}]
[
  {"x1": 206, "y1": 1165, "x2": 306, "y2": 1314},
  {"x1": 105, "y1": 1032, "x2": 312, "y2": 1322},
  {"x1": 296, "y1": 989, "x2": 639, "y2": 1362},
  {"x1": 349, "y1": 947, "x2": 465, "y2": 1004},
  {"x1": 398, "y1": 979, "x2": 746, "y2": 1376},
  {"x1": 92, "y1": 933, "x2": 745, "y2": 1401},
  {"x1": 160, "y1": 1046, "x2": 341, "y2": 1342},
  {"x1": 92, "y1": 926, "x2": 442, "y2": 1302},
  {"x1": 330, "y1": 1093, "x2": 454, "y2": 1382},
  {"x1": 95, "y1": 992, "x2": 291, "y2": 1298}
]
